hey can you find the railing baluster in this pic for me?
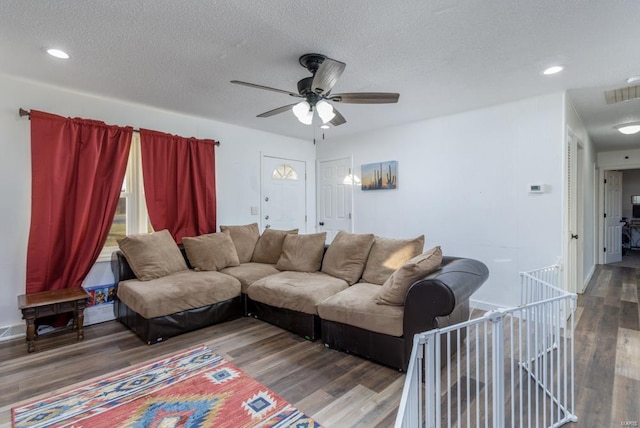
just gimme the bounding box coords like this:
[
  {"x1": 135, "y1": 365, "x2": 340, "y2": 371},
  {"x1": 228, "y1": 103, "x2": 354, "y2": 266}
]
[{"x1": 395, "y1": 265, "x2": 577, "y2": 428}]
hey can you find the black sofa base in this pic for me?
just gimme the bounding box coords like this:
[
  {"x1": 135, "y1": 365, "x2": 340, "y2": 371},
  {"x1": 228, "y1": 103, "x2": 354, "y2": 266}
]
[
  {"x1": 114, "y1": 296, "x2": 243, "y2": 344},
  {"x1": 248, "y1": 299, "x2": 321, "y2": 341},
  {"x1": 321, "y1": 319, "x2": 407, "y2": 370}
]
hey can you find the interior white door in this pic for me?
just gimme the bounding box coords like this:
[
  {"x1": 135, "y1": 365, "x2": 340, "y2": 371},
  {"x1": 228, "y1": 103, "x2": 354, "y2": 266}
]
[
  {"x1": 317, "y1": 158, "x2": 353, "y2": 243},
  {"x1": 261, "y1": 156, "x2": 307, "y2": 232},
  {"x1": 604, "y1": 170, "x2": 623, "y2": 264},
  {"x1": 566, "y1": 132, "x2": 585, "y2": 294}
]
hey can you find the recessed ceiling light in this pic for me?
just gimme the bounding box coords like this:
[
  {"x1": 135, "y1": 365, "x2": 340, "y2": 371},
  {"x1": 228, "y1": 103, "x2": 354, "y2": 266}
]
[
  {"x1": 542, "y1": 65, "x2": 563, "y2": 75},
  {"x1": 627, "y1": 75, "x2": 640, "y2": 84},
  {"x1": 616, "y1": 123, "x2": 640, "y2": 135},
  {"x1": 320, "y1": 125, "x2": 330, "y2": 129},
  {"x1": 46, "y1": 48, "x2": 70, "y2": 59}
]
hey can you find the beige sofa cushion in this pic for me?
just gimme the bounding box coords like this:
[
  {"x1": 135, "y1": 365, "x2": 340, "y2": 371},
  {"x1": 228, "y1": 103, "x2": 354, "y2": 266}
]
[
  {"x1": 248, "y1": 271, "x2": 348, "y2": 315},
  {"x1": 318, "y1": 283, "x2": 404, "y2": 337},
  {"x1": 321, "y1": 231, "x2": 375, "y2": 285},
  {"x1": 182, "y1": 232, "x2": 240, "y2": 271},
  {"x1": 220, "y1": 262, "x2": 280, "y2": 293},
  {"x1": 251, "y1": 228, "x2": 298, "y2": 264},
  {"x1": 362, "y1": 235, "x2": 425, "y2": 285},
  {"x1": 117, "y1": 270, "x2": 241, "y2": 318},
  {"x1": 376, "y1": 246, "x2": 442, "y2": 306},
  {"x1": 276, "y1": 232, "x2": 327, "y2": 272},
  {"x1": 219, "y1": 223, "x2": 260, "y2": 263},
  {"x1": 117, "y1": 229, "x2": 188, "y2": 281}
]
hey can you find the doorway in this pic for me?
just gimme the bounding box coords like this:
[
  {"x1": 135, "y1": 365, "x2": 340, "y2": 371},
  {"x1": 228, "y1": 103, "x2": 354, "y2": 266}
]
[
  {"x1": 317, "y1": 157, "x2": 354, "y2": 243},
  {"x1": 601, "y1": 168, "x2": 640, "y2": 268},
  {"x1": 261, "y1": 155, "x2": 307, "y2": 232}
]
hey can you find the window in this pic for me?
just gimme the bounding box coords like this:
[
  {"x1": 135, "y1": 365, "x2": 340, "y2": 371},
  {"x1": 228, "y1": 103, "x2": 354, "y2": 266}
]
[
  {"x1": 272, "y1": 164, "x2": 299, "y2": 181},
  {"x1": 99, "y1": 133, "x2": 151, "y2": 261}
]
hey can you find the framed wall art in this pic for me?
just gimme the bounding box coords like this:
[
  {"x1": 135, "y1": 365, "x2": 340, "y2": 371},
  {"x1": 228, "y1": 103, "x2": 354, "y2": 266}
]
[{"x1": 361, "y1": 160, "x2": 397, "y2": 190}]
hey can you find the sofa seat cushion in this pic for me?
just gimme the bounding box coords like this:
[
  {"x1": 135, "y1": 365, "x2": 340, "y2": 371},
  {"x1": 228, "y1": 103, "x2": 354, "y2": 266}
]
[
  {"x1": 117, "y1": 270, "x2": 241, "y2": 319},
  {"x1": 318, "y1": 283, "x2": 404, "y2": 337},
  {"x1": 247, "y1": 271, "x2": 348, "y2": 315},
  {"x1": 220, "y1": 262, "x2": 280, "y2": 293}
]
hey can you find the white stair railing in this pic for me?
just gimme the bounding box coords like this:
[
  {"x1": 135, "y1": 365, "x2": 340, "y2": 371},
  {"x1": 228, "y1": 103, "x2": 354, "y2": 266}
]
[{"x1": 396, "y1": 265, "x2": 578, "y2": 428}]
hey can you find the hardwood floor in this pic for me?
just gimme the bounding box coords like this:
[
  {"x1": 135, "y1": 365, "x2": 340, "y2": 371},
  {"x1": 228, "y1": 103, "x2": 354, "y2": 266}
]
[{"x1": 0, "y1": 262, "x2": 638, "y2": 427}]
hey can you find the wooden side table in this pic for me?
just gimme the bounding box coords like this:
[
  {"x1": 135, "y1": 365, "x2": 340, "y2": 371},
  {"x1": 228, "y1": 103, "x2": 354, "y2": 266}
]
[{"x1": 17, "y1": 287, "x2": 91, "y2": 353}]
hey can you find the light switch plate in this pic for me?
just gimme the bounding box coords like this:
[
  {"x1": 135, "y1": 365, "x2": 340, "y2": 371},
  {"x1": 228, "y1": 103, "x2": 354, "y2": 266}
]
[{"x1": 250, "y1": 206, "x2": 259, "y2": 215}]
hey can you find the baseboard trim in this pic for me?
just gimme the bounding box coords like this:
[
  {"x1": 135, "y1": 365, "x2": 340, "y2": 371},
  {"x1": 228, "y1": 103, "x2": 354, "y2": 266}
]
[
  {"x1": 469, "y1": 299, "x2": 506, "y2": 314},
  {"x1": 0, "y1": 324, "x2": 25, "y2": 342},
  {"x1": 581, "y1": 265, "x2": 595, "y2": 294}
]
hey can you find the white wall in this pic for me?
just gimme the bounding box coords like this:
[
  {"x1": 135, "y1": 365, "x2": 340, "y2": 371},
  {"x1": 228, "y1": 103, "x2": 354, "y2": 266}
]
[
  {"x1": 0, "y1": 73, "x2": 315, "y2": 328},
  {"x1": 317, "y1": 93, "x2": 566, "y2": 309}
]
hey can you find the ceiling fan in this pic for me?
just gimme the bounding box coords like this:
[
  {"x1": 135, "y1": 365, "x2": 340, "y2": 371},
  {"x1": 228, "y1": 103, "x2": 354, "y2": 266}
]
[{"x1": 231, "y1": 53, "x2": 399, "y2": 127}]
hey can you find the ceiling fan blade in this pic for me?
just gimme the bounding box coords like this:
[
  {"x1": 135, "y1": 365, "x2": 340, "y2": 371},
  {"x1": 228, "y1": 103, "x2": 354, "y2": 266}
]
[
  {"x1": 231, "y1": 80, "x2": 301, "y2": 98},
  {"x1": 329, "y1": 107, "x2": 346, "y2": 126},
  {"x1": 257, "y1": 103, "x2": 298, "y2": 118},
  {"x1": 311, "y1": 58, "x2": 346, "y2": 95},
  {"x1": 330, "y1": 92, "x2": 400, "y2": 104}
]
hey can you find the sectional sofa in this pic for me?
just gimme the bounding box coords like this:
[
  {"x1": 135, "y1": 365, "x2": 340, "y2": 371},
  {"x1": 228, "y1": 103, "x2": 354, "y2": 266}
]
[{"x1": 111, "y1": 225, "x2": 488, "y2": 370}]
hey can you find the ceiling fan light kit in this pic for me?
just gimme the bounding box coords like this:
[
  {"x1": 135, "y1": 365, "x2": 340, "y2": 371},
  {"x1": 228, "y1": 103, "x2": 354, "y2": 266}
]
[
  {"x1": 292, "y1": 101, "x2": 313, "y2": 125},
  {"x1": 231, "y1": 53, "x2": 399, "y2": 129}
]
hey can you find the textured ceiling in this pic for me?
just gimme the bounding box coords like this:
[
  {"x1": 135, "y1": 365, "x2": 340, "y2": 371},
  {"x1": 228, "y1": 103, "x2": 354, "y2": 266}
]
[{"x1": 1, "y1": 1, "x2": 639, "y2": 150}]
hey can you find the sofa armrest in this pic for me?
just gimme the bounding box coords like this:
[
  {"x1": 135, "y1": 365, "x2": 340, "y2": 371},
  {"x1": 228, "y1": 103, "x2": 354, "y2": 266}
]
[
  {"x1": 403, "y1": 256, "x2": 489, "y2": 339},
  {"x1": 111, "y1": 250, "x2": 136, "y2": 284}
]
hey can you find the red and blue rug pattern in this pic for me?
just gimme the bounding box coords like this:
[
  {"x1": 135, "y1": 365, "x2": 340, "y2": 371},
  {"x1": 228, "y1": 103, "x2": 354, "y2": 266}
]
[{"x1": 12, "y1": 345, "x2": 321, "y2": 428}]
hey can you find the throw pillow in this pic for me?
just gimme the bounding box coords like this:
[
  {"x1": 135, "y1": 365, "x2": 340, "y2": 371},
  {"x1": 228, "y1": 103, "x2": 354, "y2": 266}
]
[
  {"x1": 321, "y1": 231, "x2": 375, "y2": 284},
  {"x1": 376, "y1": 246, "x2": 442, "y2": 306},
  {"x1": 362, "y1": 235, "x2": 425, "y2": 285},
  {"x1": 182, "y1": 232, "x2": 240, "y2": 271},
  {"x1": 117, "y1": 229, "x2": 188, "y2": 281},
  {"x1": 276, "y1": 232, "x2": 327, "y2": 272},
  {"x1": 219, "y1": 223, "x2": 260, "y2": 263},
  {"x1": 251, "y1": 228, "x2": 299, "y2": 264}
]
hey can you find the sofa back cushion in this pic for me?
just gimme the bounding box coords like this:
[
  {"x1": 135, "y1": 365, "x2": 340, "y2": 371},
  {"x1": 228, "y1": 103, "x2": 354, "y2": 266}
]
[
  {"x1": 117, "y1": 229, "x2": 188, "y2": 281},
  {"x1": 321, "y1": 231, "x2": 375, "y2": 284},
  {"x1": 376, "y1": 246, "x2": 442, "y2": 306},
  {"x1": 251, "y1": 228, "x2": 298, "y2": 264},
  {"x1": 362, "y1": 235, "x2": 425, "y2": 285},
  {"x1": 219, "y1": 223, "x2": 260, "y2": 263},
  {"x1": 182, "y1": 232, "x2": 240, "y2": 271},
  {"x1": 276, "y1": 232, "x2": 327, "y2": 272}
]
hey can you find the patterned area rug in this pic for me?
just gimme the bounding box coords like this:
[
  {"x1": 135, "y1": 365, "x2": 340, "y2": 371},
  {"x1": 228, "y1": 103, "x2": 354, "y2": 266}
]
[{"x1": 12, "y1": 345, "x2": 320, "y2": 428}]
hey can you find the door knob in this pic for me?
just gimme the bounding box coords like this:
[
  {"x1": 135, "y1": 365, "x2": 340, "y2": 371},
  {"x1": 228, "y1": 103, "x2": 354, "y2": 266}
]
[
  {"x1": 265, "y1": 224, "x2": 271, "y2": 229},
  {"x1": 319, "y1": 222, "x2": 325, "y2": 226},
  {"x1": 571, "y1": 234, "x2": 579, "y2": 240},
  {"x1": 264, "y1": 215, "x2": 269, "y2": 220},
  {"x1": 264, "y1": 197, "x2": 269, "y2": 202}
]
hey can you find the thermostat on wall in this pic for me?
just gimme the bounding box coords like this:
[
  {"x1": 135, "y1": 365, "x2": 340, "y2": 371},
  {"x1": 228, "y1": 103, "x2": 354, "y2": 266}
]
[{"x1": 529, "y1": 184, "x2": 547, "y2": 193}]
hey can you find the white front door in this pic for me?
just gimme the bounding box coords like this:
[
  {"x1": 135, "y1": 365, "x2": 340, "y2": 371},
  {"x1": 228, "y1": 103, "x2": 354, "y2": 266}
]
[
  {"x1": 317, "y1": 157, "x2": 353, "y2": 243},
  {"x1": 261, "y1": 156, "x2": 307, "y2": 232},
  {"x1": 604, "y1": 170, "x2": 623, "y2": 264}
]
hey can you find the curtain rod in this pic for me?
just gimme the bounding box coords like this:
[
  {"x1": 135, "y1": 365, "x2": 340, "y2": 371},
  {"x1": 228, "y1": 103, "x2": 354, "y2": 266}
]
[{"x1": 19, "y1": 108, "x2": 221, "y2": 146}]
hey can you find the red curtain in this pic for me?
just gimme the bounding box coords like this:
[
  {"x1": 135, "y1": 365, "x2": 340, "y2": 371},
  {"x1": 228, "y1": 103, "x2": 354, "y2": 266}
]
[
  {"x1": 26, "y1": 111, "x2": 133, "y2": 294},
  {"x1": 139, "y1": 129, "x2": 217, "y2": 244}
]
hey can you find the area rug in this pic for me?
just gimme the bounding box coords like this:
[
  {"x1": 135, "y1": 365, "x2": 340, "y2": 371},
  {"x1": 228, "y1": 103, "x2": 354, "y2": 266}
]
[{"x1": 12, "y1": 344, "x2": 320, "y2": 428}]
